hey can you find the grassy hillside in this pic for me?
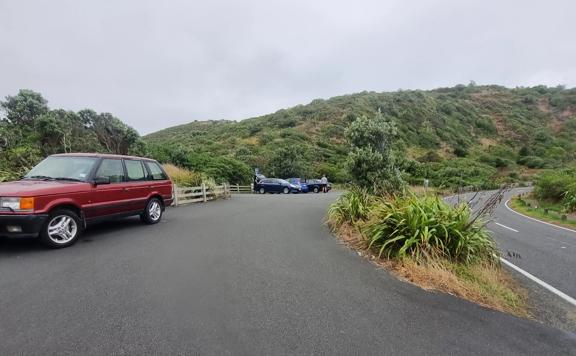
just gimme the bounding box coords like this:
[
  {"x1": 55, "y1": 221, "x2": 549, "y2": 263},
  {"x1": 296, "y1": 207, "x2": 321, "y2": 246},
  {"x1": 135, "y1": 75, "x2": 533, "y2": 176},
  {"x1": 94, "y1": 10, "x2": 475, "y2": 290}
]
[{"x1": 145, "y1": 84, "x2": 576, "y2": 187}]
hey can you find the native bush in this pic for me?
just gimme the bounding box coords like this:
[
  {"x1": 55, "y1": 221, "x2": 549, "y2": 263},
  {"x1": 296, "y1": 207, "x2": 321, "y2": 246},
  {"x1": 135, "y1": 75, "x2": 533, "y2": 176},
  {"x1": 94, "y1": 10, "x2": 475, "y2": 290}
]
[
  {"x1": 563, "y1": 189, "x2": 576, "y2": 212},
  {"x1": 362, "y1": 194, "x2": 498, "y2": 264},
  {"x1": 534, "y1": 170, "x2": 576, "y2": 201},
  {"x1": 327, "y1": 187, "x2": 377, "y2": 226}
]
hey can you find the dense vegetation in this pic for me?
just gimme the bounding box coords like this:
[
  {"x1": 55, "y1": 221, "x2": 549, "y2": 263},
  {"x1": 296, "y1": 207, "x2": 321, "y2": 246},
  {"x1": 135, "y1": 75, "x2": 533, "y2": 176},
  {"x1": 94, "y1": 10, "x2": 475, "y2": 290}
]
[
  {"x1": 0, "y1": 90, "x2": 145, "y2": 181},
  {"x1": 326, "y1": 115, "x2": 522, "y2": 315},
  {"x1": 3, "y1": 84, "x2": 576, "y2": 187},
  {"x1": 326, "y1": 187, "x2": 525, "y2": 315},
  {"x1": 532, "y1": 168, "x2": 576, "y2": 212},
  {"x1": 328, "y1": 189, "x2": 497, "y2": 264},
  {"x1": 145, "y1": 84, "x2": 576, "y2": 188}
]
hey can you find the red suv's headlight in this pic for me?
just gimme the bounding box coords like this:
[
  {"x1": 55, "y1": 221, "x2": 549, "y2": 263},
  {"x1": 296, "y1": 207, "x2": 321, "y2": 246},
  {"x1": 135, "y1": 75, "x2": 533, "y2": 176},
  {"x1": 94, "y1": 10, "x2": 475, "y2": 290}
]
[{"x1": 0, "y1": 197, "x2": 35, "y2": 212}]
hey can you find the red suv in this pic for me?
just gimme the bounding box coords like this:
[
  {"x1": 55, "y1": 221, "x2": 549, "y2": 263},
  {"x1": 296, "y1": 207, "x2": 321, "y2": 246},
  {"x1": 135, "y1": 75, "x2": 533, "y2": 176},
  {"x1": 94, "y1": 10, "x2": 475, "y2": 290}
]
[{"x1": 0, "y1": 153, "x2": 173, "y2": 248}]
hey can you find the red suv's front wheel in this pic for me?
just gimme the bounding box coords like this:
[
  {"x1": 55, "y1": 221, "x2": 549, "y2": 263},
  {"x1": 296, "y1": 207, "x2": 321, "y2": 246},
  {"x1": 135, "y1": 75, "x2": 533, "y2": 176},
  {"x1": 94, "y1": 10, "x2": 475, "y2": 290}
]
[{"x1": 40, "y1": 209, "x2": 83, "y2": 248}]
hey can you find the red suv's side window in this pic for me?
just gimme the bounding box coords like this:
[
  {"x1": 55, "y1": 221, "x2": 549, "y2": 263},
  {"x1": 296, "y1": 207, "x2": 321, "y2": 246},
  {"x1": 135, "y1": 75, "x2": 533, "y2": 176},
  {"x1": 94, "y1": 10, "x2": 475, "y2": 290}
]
[
  {"x1": 96, "y1": 159, "x2": 125, "y2": 183},
  {"x1": 125, "y1": 160, "x2": 147, "y2": 181},
  {"x1": 145, "y1": 162, "x2": 168, "y2": 181}
]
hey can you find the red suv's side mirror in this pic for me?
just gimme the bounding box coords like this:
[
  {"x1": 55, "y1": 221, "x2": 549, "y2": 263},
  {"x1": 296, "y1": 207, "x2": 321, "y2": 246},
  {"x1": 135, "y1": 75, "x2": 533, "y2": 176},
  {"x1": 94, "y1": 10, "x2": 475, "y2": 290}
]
[{"x1": 93, "y1": 176, "x2": 111, "y2": 185}]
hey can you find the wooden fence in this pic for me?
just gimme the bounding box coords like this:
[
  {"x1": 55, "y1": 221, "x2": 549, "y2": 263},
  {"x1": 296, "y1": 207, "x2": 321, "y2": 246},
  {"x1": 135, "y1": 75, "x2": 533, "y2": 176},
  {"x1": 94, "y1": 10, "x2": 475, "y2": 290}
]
[
  {"x1": 173, "y1": 183, "x2": 231, "y2": 206},
  {"x1": 229, "y1": 184, "x2": 254, "y2": 194}
]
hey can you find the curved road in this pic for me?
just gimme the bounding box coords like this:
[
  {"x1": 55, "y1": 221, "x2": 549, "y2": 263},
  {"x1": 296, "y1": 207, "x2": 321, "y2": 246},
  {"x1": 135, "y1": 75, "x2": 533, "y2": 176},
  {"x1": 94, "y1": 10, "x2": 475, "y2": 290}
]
[
  {"x1": 1, "y1": 193, "x2": 575, "y2": 355},
  {"x1": 447, "y1": 189, "x2": 576, "y2": 301}
]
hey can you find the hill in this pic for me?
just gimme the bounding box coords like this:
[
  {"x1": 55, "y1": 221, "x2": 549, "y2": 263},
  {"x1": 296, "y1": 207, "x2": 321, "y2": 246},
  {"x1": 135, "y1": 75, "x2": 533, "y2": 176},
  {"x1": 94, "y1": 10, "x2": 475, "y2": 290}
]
[{"x1": 144, "y1": 84, "x2": 576, "y2": 187}]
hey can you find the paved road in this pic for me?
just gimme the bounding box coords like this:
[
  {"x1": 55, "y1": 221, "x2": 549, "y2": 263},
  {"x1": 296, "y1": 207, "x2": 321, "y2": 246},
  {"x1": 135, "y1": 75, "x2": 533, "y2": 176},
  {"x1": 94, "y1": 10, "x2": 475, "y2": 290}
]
[
  {"x1": 447, "y1": 189, "x2": 576, "y2": 300},
  {"x1": 1, "y1": 194, "x2": 575, "y2": 355}
]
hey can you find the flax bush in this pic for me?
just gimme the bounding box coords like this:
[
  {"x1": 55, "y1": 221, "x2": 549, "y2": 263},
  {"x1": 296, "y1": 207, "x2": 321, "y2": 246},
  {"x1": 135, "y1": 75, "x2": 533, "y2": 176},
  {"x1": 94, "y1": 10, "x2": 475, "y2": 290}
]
[
  {"x1": 327, "y1": 187, "x2": 377, "y2": 226},
  {"x1": 362, "y1": 194, "x2": 498, "y2": 264}
]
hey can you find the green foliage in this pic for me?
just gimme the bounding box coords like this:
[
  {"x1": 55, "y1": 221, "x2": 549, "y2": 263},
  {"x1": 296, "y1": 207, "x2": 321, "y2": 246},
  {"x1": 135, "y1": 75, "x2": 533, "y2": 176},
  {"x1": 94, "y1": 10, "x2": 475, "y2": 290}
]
[
  {"x1": 327, "y1": 187, "x2": 376, "y2": 226},
  {"x1": 144, "y1": 85, "x2": 576, "y2": 188},
  {"x1": 267, "y1": 144, "x2": 309, "y2": 178},
  {"x1": 345, "y1": 111, "x2": 403, "y2": 192},
  {"x1": 426, "y1": 158, "x2": 498, "y2": 190},
  {"x1": 0, "y1": 89, "x2": 146, "y2": 181},
  {"x1": 563, "y1": 188, "x2": 576, "y2": 213},
  {"x1": 517, "y1": 156, "x2": 545, "y2": 168},
  {"x1": 363, "y1": 194, "x2": 498, "y2": 264},
  {"x1": 453, "y1": 146, "x2": 468, "y2": 157},
  {"x1": 534, "y1": 169, "x2": 576, "y2": 201},
  {"x1": 1, "y1": 89, "x2": 48, "y2": 125}
]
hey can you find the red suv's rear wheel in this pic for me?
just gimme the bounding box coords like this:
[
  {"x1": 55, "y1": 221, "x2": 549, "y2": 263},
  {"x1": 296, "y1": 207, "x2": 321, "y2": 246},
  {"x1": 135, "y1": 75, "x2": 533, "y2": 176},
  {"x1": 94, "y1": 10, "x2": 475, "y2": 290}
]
[
  {"x1": 40, "y1": 209, "x2": 83, "y2": 248},
  {"x1": 141, "y1": 198, "x2": 163, "y2": 224}
]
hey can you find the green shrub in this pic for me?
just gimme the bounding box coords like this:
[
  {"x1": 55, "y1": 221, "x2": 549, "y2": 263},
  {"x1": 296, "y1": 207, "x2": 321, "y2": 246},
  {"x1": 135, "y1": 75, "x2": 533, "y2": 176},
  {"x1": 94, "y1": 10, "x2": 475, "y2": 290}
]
[
  {"x1": 327, "y1": 187, "x2": 376, "y2": 226},
  {"x1": 534, "y1": 170, "x2": 576, "y2": 201},
  {"x1": 363, "y1": 194, "x2": 498, "y2": 264},
  {"x1": 563, "y1": 185, "x2": 576, "y2": 212}
]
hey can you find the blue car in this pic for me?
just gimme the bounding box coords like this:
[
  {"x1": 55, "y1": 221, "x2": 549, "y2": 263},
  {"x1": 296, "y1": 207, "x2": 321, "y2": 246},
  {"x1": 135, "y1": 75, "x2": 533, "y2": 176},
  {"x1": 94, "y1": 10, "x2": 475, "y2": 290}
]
[
  {"x1": 287, "y1": 178, "x2": 308, "y2": 193},
  {"x1": 255, "y1": 178, "x2": 300, "y2": 194}
]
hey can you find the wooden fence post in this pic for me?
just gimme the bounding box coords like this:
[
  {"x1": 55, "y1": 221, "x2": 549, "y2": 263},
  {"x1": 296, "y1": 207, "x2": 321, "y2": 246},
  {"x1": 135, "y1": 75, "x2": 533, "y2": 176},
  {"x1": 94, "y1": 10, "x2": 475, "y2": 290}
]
[
  {"x1": 173, "y1": 185, "x2": 179, "y2": 206},
  {"x1": 202, "y1": 183, "x2": 207, "y2": 202}
]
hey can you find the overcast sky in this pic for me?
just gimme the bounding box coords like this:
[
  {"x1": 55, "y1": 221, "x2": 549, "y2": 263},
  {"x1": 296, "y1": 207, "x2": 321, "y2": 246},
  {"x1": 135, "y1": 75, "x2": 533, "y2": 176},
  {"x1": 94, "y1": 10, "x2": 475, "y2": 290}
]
[{"x1": 1, "y1": 0, "x2": 574, "y2": 134}]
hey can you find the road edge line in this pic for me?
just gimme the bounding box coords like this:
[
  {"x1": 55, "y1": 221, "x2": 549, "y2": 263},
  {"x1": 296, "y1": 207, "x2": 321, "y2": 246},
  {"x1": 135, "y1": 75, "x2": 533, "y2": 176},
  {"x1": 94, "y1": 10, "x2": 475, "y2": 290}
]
[
  {"x1": 504, "y1": 199, "x2": 576, "y2": 235},
  {"x1": 499, "y1": 257, "x2": 576, "y2": 307}
]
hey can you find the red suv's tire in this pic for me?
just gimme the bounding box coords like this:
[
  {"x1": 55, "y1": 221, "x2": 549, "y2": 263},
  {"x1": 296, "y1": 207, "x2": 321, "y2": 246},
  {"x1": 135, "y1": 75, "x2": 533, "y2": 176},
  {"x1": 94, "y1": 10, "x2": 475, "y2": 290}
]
[
  {"x1": 39, "y1": 209, "x2": 83, "y2": 249},
  {"x1": 141, "y1": 198, "x2": 163, "y2": 224}
]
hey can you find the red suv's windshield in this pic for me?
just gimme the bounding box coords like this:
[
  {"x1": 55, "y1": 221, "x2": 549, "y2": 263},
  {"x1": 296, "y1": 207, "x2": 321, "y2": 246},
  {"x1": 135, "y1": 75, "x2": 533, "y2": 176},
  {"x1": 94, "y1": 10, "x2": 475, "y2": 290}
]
[{"x1": 24, "y1": 156, "x2": 98, "y2": 182}]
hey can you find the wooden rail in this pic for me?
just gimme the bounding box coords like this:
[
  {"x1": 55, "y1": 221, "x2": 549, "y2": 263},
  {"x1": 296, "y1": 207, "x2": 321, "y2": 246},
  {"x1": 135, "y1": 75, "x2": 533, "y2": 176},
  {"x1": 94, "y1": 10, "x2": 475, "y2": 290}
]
[
  {"x1": 173, "y1": 183, "x2": 231, "y2": 206},
  {"x1": 229, "y1": 184, "x2": 254, "y2": 194}
]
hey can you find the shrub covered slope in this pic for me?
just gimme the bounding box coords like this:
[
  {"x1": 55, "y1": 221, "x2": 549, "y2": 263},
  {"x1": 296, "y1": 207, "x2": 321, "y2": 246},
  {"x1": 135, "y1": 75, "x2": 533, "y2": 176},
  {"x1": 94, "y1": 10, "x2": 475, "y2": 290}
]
[{"x1": 145, "y1": 84, "x2": 576, "y2": 187}]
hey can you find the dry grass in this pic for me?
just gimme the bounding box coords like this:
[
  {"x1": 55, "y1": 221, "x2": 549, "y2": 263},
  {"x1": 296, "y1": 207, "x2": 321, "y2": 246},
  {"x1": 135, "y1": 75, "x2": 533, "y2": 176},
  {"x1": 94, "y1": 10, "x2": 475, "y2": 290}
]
[
  {"x1": 163, "y1": 164, "x2": 205, "y2": 187},
  {"x1": 331, "y1": 223, "x2": 530, "y2": 318},
  {"x1": 409, "y1": 185, "x2": 448, "y2": 196},
  {"x1": 239, "y1": 137, "x2": 259, "y2": 146}
]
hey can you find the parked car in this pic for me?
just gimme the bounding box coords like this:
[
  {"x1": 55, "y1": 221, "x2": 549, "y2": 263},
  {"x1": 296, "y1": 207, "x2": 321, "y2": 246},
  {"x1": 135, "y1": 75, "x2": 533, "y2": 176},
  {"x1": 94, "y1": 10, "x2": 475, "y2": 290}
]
[
  {"x1": 287, "y1": 178, "x2": 308, "y2": 193},
  {"x1": 0, "y1": 153, "x2": 173, "y2": 248},
  {"x1": 305, "y1": 179, "x2": 332, "y2": 193},
  {"x1": 255, "y1": 178, "x2": 300, "y2": 194}
]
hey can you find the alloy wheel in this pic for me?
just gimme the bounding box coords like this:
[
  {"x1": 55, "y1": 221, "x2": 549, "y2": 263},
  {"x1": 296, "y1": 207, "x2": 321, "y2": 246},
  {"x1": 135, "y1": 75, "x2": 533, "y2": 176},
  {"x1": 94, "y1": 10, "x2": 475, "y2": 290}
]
[
  {"x1": 47, "y1": 215, "x2": 78, "y2": 244},
  {"x1": 149, "y1": 201, "x2": 162, "y2": 221}
]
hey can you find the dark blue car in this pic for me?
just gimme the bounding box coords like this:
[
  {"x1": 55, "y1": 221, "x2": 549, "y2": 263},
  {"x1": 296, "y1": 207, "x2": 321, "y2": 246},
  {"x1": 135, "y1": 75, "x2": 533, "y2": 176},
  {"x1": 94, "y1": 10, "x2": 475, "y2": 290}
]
[
  {"x1": 255, "y1": 178, "x2": 300, "y2": 194},
  {"x1": 304, "y1": 179, "x2": 331, "y2": 193}
]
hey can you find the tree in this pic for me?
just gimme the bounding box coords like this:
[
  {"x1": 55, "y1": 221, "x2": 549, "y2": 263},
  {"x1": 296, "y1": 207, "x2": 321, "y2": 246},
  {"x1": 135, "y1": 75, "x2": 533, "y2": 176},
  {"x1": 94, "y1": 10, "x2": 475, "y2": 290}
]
[
  {"x1": 1, "y1": 89, "x2": 48, "y2": 126},
  {"x1": 345, "y1": 111, "x2": 403, "y2": 193},
  {"x1": 267, "y1": 145, "x2": 308, "y2": 178},
  {"x1": 79, "y1": 110, "x2": 142, "y2": 155}
]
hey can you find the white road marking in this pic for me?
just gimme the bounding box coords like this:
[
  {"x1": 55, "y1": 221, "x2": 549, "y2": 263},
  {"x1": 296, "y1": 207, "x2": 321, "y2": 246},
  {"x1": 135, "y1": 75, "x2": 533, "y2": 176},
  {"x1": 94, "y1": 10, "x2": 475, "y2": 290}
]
[
  {"x1": 494, "y1": 222, "x2": 519, "y2": 233},
  {"x1": 499, "y1": 257, "x2": 576, "y2": 307},
  {"x1": 505, "y1": 199, "x2": 576, "y2": 235}
]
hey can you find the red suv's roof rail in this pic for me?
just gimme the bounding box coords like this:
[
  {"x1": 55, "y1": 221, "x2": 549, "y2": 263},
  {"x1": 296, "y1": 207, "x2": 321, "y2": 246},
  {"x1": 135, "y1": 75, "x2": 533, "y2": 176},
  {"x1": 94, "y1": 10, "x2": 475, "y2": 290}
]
[{"x1": 51, "y1": 153, "x2": 157, "y2": 161}]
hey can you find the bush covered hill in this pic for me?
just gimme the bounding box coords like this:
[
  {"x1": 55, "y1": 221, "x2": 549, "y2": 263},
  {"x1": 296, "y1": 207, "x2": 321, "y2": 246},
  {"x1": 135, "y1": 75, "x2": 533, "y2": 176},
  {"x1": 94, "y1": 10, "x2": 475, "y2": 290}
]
[{"x1": 145, "y1": 84, "x2": 576, "y2": 187}]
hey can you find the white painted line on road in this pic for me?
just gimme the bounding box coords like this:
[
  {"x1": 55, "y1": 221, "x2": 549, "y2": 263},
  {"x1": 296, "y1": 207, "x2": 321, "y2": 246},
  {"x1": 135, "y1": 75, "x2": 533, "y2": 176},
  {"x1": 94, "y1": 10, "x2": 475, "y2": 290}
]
[
  {"x1": 494, "y1": 222, "x2": 519, "y2": 233},
  {"x1": 499, "y1": 257, "x2": 576, "y2": 307},
  {"x1": 504, "y1": 199, "x2": 576, "y2": 235}
]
